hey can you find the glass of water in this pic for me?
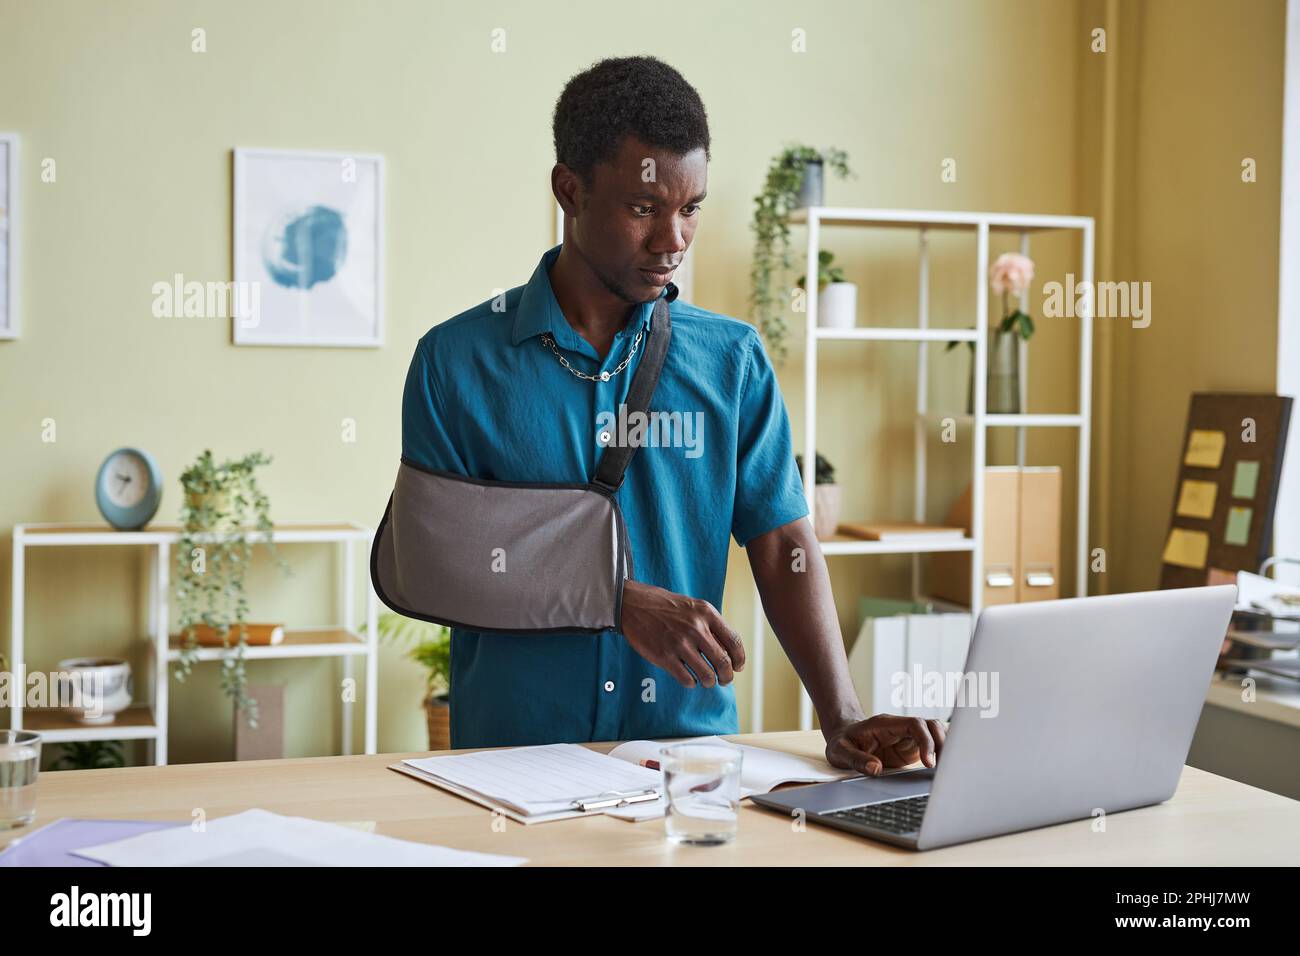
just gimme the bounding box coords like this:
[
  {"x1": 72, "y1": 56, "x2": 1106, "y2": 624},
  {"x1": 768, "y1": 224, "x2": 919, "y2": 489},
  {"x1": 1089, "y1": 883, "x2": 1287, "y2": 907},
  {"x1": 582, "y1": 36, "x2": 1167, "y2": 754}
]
[
  {"x1": 0, "y1": 731, "x2": 41, "y2": 830},
  {"x1": 660, "y1": 742, "x2": 743, "y2": 846}
]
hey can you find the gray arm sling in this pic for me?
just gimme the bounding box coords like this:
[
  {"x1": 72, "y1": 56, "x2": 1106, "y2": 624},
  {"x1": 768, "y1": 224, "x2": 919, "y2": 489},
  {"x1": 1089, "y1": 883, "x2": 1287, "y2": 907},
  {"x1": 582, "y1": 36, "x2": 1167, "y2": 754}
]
[{"x1": 369, "y1": 296, "x2": 671, "y2": 634}]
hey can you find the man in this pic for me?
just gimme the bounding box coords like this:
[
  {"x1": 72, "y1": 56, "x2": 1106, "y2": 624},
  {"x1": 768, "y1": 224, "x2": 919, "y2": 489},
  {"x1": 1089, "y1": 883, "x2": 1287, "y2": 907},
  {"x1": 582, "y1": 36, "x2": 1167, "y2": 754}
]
[{"x1": 403, "y1": 55, "x2": 943, "y2": 776}]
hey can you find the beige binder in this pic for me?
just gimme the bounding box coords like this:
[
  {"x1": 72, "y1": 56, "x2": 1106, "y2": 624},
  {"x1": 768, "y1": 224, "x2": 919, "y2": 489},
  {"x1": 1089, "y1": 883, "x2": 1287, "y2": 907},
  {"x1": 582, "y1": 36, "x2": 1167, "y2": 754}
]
[
  {"x1": 1018, "y1": 467, "x2": 1061, "y2": 602},
  {"x1": 928, "y1": 467, "x2": 1020, "y2": 608}
]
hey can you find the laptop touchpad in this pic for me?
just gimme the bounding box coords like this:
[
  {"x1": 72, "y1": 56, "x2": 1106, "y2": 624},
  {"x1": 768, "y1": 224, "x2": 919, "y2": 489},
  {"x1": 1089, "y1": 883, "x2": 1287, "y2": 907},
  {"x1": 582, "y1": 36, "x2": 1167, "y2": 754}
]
[{"x1": 784, "y1": 768, "x2": 935, "y2": 815}]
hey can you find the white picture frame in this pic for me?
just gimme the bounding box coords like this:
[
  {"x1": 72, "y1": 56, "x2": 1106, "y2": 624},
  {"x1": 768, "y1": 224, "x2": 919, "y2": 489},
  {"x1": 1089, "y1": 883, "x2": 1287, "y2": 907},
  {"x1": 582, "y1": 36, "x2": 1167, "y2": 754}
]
[
  {"x1": 233, "y1": 147, "x2": 384, "y2": 347},
  {"x1": 0, "y1": 133, "x2": 18, "y2": 340}
]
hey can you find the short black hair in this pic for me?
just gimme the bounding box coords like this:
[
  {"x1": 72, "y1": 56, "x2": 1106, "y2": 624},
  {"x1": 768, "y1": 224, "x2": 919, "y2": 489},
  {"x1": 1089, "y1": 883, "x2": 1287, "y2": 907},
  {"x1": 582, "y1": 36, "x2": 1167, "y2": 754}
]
[{"x1": 552, "y1": 55, "x2": 711, "y2": 188}]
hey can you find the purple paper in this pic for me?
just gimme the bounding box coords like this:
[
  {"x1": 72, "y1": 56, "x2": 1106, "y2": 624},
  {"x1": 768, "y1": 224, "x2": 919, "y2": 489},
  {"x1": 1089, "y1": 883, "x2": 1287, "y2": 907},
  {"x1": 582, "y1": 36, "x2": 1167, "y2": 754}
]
[{"x1": 0, "y1": 818, "x2": 182, "y2": 867}]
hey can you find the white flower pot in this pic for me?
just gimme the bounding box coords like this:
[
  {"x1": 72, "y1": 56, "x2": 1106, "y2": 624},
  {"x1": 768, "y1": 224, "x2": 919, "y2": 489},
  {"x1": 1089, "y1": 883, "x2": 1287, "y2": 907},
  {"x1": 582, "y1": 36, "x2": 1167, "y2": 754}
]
[
  {"x1": 814, "y1": 484, "x2": 842, "y2": 540},
  {"x1": 817, "y1": 282, "x2": 857, "y2": 329},
  {"x1": 57, "y1": 658, "x2": 133, "y2": 725}
]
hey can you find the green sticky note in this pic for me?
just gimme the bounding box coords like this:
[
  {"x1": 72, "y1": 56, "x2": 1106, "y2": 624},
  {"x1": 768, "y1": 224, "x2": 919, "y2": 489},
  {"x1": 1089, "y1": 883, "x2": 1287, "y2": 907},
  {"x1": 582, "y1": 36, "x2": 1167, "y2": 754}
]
[
  {"x1": 1232, "y1": 460, "x2": 1260, "y2": 499},
  {"x1": 1224, "y1": 506, "x2": 1253, "y2": 547}
]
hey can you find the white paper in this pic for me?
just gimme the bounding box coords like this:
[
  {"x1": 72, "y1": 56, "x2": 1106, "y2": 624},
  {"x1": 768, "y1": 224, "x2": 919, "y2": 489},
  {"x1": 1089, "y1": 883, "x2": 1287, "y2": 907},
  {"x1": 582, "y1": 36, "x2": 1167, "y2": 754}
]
[
  {"x1": 72, "y1": 809, "x2": 526, "y2": 867},
  {"x1": 1238, "y1": 570, "x2": 1300, "y2": 619}
]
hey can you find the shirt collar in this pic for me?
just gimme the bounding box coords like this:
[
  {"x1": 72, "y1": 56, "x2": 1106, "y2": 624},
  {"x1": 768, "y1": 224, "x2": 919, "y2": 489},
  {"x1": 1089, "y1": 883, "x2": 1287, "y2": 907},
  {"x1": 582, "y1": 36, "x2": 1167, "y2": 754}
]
[{"x1": 511, "y1": 243, "x2": 677, "y2": 347}]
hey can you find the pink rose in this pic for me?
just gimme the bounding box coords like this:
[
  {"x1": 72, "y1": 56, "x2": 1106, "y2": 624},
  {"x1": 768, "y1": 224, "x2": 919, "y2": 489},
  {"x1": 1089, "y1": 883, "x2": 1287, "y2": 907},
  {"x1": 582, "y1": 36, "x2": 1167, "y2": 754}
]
[{"x1": 989, "y1": 252, "x2": 1035, "y2": 296}]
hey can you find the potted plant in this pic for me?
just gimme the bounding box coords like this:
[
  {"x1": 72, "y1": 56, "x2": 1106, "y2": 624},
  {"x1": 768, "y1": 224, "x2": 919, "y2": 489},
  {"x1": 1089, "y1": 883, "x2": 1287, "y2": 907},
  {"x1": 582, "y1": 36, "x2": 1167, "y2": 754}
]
[
  {"x1": 364, "y1": 611, "x2": 452, "y2": 751},
  {"x1": 173, "y1": 449, "x2": 289, "y2": 728},
  {"x1": 795, "y1": 451, "x2": 841, "y2": 540},
  {"x1": 945, "y1": 252, "x2": 1036, "y2": 414},
  {"x1": 50, "y1": 740, "x2": 126, "y2": 771},
  {"x1": 750, "y1": 145, "x2": 852, "y2": 365},
  {"x1": 797, "y1": 249, "x2": 857, "y2": 330}
]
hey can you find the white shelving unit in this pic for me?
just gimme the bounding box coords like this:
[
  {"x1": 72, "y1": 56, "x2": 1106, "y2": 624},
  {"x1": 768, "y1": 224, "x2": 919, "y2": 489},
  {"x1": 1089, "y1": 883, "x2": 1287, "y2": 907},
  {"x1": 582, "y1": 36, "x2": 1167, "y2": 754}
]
[
  {"x1": 749, "y1": 207, "x2": 1095, "y2": 732},
  {"x1": 9, "y1": 521, "x2": 379, "y2": 764}
]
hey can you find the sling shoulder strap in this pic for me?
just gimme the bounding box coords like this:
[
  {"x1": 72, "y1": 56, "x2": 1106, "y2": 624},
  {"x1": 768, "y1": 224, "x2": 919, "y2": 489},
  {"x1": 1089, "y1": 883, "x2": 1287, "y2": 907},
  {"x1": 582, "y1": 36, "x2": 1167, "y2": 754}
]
[{"x1": 590, "y1": 292, "x2": 673, "y2": 493}]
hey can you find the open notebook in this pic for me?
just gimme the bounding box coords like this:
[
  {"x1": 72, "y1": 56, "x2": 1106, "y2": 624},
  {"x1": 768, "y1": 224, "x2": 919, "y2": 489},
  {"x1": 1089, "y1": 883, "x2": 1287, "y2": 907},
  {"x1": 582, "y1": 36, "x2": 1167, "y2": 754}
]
[{"x1": 392, "y1": 736, "x2": 856, "y2": 824}]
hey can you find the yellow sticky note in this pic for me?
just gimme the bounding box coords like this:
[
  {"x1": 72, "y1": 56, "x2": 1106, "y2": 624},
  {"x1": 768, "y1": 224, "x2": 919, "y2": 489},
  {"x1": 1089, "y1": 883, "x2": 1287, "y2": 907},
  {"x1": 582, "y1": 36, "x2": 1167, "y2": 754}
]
[
  {"x1": 1163, "y1": 528, "x2": 1210, "y2": 569},
  {"x1": 1184, "y1": 430, "x2": 1225, "y2": 469},
  {"x1": 1175, "y1": 479, "x2": 1218, "y2": 519}
]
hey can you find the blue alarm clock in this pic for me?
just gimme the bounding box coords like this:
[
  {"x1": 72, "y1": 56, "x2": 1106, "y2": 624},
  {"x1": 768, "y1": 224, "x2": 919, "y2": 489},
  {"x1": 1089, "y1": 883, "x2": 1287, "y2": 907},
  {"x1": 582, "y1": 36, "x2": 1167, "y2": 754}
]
[{"x1": 95, "y1": 447, "x2": 163, "y2": 530}]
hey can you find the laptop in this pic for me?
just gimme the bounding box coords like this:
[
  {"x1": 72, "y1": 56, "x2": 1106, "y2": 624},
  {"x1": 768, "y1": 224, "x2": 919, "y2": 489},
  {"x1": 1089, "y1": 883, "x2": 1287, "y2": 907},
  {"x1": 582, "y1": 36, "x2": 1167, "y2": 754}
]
[{"x1": 751, "y1": 586, "x2": 1236, "y2": 850}]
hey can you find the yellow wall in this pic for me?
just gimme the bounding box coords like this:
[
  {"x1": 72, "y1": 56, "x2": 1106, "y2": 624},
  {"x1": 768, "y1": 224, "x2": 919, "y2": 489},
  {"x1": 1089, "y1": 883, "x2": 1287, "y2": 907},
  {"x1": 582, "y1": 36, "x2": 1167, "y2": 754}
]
[
  {"x1": 1090, "y1": 0, "x2": 1285, "y2": 593},
  {"x1": 0, "y1": 0, "x2": 1284, "y2": 760}
]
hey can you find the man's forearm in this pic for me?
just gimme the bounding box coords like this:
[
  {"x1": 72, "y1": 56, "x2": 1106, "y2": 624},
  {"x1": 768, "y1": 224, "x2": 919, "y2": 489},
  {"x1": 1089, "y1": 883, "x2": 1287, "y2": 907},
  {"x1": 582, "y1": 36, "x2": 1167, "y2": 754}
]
[{"x1": 746, "y1": 517, "x2": 865, "y2": 734}]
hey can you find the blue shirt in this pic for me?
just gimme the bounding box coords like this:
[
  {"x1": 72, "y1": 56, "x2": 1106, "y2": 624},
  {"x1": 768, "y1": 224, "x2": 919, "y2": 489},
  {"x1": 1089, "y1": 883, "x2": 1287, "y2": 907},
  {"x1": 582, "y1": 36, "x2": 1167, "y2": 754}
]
[{"x1": 402, "y1": 244, "x2": 809, "y2": 747}]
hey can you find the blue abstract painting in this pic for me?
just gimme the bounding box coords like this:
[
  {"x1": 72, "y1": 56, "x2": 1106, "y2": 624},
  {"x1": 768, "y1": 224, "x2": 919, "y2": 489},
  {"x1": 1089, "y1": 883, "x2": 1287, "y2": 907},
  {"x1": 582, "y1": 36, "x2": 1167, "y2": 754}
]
[
  {"x1": 262, "y1": 205, "x2": 348, "y2": 290},
  {"x1": 235, "y1": 149, "x2": 383, "y2": 347}
]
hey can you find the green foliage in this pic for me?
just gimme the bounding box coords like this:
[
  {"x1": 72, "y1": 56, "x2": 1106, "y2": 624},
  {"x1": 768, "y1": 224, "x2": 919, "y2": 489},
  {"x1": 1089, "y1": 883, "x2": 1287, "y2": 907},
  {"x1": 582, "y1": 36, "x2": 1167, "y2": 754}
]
[
  {"x1": 944, "y1": 297, "x2": 1036, "y2": 354},
  {"x1": 50, "y1": 740, "x2": 125, "y2": 771},
  {"x1": 796, "y1": 249, "x2": 847, "y2": 293},
  {"x1": 750, "y1": 145, "x2": 852, "y2": 365},
  {"x1": 173, "y1": 449, "x2": 289, "y2": 729},
  {"x1": 795, "y1": 451, "x2": 837, "y2": 485},
  {"x1": 998, "y1": 306, "x2": 1035, "y2": 341},
  {"x1": 363, "y1": 611, "x2": 452, "y2": 700}
]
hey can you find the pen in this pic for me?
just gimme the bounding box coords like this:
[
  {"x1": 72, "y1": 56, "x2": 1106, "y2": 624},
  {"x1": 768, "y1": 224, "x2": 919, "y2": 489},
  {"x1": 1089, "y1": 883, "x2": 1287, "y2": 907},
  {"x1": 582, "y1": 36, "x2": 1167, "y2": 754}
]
[{"x1": 570, "y1": 789, "x2": 661, "y2": 812}]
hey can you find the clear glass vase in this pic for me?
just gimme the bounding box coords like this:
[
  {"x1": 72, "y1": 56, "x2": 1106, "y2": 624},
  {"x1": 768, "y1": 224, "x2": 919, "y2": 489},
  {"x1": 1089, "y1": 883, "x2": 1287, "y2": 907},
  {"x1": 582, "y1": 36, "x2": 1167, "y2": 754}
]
[{"x1": 967, "y1": 329, "x2": 1022, "y2": 414}]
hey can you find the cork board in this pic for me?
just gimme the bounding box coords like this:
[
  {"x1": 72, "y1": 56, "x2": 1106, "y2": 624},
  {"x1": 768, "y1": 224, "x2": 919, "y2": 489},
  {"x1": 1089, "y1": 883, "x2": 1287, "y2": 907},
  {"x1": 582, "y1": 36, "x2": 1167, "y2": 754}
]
[{"x1": 1160, "y1": 392, "x2": 1292, "y2": 589}]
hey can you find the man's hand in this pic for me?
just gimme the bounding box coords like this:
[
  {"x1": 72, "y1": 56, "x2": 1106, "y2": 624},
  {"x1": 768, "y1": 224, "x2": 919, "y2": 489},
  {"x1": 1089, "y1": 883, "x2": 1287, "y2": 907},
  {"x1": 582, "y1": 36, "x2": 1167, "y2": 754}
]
[
  {"x1": 619, "y1": 580, "x2": 745, "y2": 688},
  {"x1": 824, "y1": 714, "x2": 946, "y2": 777}
]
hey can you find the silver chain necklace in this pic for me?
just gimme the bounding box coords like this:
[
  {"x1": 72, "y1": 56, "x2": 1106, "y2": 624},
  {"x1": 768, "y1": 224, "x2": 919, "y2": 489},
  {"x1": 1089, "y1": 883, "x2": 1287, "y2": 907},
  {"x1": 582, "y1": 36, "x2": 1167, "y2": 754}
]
[{"x1": 540, "y1": 326, "x2": 644, "y2": 383}]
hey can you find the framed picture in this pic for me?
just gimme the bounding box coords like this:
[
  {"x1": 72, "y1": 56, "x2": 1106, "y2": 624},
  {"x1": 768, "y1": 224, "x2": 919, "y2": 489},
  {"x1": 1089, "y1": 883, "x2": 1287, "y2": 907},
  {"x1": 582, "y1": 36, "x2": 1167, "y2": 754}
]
[
  {"x1": 233, "y1": 147, "x2": 384, "y2": 347},
  {"x1": 0, "y1": 132, "x2": 17, "y2": 340}
]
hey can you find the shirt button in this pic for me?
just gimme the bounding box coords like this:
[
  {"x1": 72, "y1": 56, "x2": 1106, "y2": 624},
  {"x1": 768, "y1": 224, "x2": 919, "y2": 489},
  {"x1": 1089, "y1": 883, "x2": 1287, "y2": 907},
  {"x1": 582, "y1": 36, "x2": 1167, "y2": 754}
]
[
  {"x1": 599, "y1": 430, "x2": 611, "y2": 445},
  {"x1": 603, "y1": 680, "x2": 615, "y2": 693}
]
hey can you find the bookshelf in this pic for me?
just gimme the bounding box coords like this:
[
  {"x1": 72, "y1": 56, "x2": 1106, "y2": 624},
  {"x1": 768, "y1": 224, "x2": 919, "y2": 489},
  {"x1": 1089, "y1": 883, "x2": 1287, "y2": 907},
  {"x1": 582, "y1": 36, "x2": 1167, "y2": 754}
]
[
  {"x1": 9, "y1": 521, "x2": 379, "y2": 764},
  {"x1": 750, "y1": 207, "x2": 1095, "y2": 731}
]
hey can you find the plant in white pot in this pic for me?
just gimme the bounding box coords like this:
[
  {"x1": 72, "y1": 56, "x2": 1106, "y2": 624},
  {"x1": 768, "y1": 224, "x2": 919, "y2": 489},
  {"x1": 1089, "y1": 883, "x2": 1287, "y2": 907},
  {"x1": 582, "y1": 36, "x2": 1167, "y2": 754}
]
[
  {"x1": 749, "y1": 144, "x2": 853, "y2": 365},
  {"x1": 797, "y1": 249, "x2": 857, "y2": 329},
  {"x1": 795, "y1": 451, "x2": 841, "y2": 540}
]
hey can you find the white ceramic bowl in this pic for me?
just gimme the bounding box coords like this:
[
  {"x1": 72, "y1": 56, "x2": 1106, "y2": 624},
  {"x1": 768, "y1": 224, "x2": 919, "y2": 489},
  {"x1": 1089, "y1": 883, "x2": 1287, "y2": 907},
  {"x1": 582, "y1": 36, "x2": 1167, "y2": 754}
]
[{"x1": 56, "y1": 658, "x2": 133, "y2": 725}]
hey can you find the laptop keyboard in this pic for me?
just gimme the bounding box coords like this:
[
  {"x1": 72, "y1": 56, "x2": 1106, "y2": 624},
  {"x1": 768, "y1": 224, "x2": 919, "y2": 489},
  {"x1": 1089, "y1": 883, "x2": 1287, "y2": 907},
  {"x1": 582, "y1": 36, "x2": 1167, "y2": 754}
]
[{"x1": 825, "y1": 794, "x2": 929, "y2": 834}]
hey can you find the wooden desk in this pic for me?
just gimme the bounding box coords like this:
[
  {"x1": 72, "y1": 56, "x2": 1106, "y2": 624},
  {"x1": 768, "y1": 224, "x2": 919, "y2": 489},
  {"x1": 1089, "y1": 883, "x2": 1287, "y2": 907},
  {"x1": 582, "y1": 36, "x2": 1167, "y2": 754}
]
[{"x1": 6, "y1": 731, "x2": 1297, "y2": 865}]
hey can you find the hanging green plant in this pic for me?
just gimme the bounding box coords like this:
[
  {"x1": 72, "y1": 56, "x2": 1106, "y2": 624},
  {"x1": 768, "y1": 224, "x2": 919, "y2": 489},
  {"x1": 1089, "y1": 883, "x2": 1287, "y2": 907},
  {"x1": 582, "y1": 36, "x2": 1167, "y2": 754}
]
[
  {"x1": 173, "y1": 449, "x2": 290, "y2": 728},
  {"x1": 749, "y1": 145, "x2": 852, "y2": 365}
]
